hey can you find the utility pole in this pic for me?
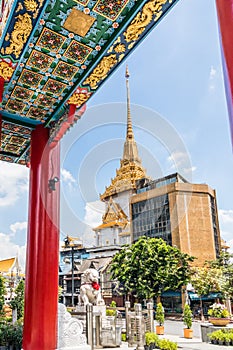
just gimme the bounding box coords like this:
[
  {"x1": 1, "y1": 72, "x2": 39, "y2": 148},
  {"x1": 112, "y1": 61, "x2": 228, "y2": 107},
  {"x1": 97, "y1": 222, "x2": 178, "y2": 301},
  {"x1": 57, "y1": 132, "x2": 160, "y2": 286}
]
[{"x1": 64, "y1": 236, "x2": 75, "y2": 307}]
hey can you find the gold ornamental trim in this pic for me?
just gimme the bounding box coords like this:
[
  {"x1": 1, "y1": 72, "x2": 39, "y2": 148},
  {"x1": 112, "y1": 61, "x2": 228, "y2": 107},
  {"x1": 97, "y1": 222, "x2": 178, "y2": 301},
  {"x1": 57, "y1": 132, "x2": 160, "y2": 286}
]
[
  {"x1": 124, "y1": 0, "x2": 169, "y2": 43},
  {"x1": 83, "y1": 54, "x2": 117, "y2": 89},
  {"x1": 0, "y1": 62, "x2": 14, "y2": 80},
  {"x1": 4, "y1": 13, "x2": 32, "y2": 58},
  {"x1": 68, "y1": 92, "x2": 91, "y2": 106}
]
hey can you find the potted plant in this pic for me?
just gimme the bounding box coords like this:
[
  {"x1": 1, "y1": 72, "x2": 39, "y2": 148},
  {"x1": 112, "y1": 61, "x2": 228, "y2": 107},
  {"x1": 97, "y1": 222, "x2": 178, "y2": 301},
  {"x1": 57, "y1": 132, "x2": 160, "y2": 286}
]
[
  {"x1": 208, "y1": 303, "x2": 230, "y2": 326},
  {"x1": 183, "y1": 304, "x2": 193, "y2": 339},
  {"x1": 145, "y1": 332, "x2": 158, "y2": 350},
  {"x1": 155, "y1": 302, "x2": 164, "y2": 335},
  {"x1": 157, "y1": 338, "x2": 178, "y2": 350}
]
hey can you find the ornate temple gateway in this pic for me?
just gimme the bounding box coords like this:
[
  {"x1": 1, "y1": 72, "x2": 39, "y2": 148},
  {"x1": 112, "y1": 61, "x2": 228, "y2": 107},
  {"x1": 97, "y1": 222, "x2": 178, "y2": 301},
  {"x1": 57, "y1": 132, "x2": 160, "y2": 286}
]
[
  {"x1": 0, "y1": 0, "x2": 232, "y2": 349},
  {"x1": 0, "y1": 0, "x2": 180, "y2": 165}
]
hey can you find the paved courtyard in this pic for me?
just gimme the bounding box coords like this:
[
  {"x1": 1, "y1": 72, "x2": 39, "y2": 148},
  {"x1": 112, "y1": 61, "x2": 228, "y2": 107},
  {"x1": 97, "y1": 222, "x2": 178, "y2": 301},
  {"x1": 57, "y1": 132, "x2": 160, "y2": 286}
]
[{"x1": 101, "y1": 319, "x2": 233, "y2": 350}]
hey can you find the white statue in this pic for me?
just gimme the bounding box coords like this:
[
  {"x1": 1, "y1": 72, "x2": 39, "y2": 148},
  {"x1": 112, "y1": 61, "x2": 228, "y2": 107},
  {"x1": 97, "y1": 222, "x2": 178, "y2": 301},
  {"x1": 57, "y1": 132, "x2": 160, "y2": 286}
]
[
  {"x1": 78, "y1": 268, "x2": 105, "y2": 306},
  {"x1": 57, "y1": 303, "x2": 90, "y2": 350}
]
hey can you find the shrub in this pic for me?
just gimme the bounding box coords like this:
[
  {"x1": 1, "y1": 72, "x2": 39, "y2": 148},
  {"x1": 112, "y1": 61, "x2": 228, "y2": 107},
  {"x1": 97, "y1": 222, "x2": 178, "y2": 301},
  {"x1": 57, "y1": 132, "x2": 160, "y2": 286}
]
[
  {"x1": 155, "y1": 303, "x2": 164, "y2": 326},
  {"x1": 208, "y1": 303, "x2": 230, "y2": 318},
  {"x1": 183, "y1": 304, "x2": 192, "y2": 329},
  {"x1": 106, "y1": 309, "x2": 116, "y2": 316},
  {"x1": 145, "y1": 332, "x2": 159, "y2": 346},
  {"x1": 157, "y1": 338, "x2": 177, "y2": 350}
]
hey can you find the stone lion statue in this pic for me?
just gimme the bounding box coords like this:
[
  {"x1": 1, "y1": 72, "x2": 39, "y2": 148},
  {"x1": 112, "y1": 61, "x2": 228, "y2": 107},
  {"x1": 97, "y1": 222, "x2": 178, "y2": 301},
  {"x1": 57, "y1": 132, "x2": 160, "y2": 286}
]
[{"x1": 78, "y1": 268, "x2": 105, "y2": 306}]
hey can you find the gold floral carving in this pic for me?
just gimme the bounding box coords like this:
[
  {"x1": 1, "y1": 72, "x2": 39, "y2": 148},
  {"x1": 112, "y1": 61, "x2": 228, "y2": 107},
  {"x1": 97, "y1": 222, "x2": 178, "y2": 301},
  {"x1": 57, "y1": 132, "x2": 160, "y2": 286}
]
[
  {"x1": 24, "y1": 0, "x2": 38, "y2": 12},
  {"x1": 68, "y1": 92, "x2": 90, "y2": 106},
  {"x1": 4, "y1": 13, "x2": 32, "y2": 58},
  {"x1": 0, "y1": 62, "x2": 14, "y2": 80},
  {"x1": 83, "y1": 54, "x2": 117, "y2": 89},
  {"x1": 114, "y1": 43, "x2": 126, "y2": 53},
  {"x1": 124, "y1": 0, "x2": 168, "y2": 42}
]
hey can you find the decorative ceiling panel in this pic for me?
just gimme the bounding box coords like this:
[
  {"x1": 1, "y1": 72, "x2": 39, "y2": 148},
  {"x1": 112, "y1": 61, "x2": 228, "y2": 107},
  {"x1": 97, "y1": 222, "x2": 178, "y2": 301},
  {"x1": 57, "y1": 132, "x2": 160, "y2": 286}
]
[{"x1": 0, "y1": 0, "x2": 180, "y2": 164}]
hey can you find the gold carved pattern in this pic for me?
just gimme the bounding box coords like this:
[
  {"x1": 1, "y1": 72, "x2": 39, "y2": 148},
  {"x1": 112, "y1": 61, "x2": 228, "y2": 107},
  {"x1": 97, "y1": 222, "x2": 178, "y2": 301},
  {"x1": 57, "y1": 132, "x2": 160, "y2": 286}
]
[
  {"x1": 114, "y1": 43, "x2": 126, "y2": 53},
  {"x1": 4, "y1": 13, "x2": 32, "y2": 58},
  {"x1": 24, "y1": 0, "x2": 38, "y2": 12},
  {"x1": 124, "y1": 0, "x2": 168, "y2": 42},
  {"x1": 100, "y1": 162, "x2": 146, "y2": 200},
  {"x1": 0, "y1": 62, "x2": 14, "y2": 80},
  {"x1": 68, "y1": 92, "x2": 91, "y2": 106},
  {"x1": 16, "y1": 3, "x2": 24, "y2": 12},
  {"x1": 83, "y1": 54, "x2": 117, "y2": 89}
]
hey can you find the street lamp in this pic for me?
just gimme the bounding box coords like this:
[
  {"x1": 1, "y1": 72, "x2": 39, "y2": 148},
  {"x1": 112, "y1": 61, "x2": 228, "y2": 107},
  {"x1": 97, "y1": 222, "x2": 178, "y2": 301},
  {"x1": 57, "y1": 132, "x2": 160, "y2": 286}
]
[{"x1": 64, "y1": 236, "x2": 75, "y2": 307}]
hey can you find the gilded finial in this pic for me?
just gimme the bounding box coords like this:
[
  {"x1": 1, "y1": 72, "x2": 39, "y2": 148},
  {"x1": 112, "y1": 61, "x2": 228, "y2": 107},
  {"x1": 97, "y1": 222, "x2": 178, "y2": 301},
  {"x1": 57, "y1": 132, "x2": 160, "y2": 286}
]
[
  {"x1": 125, "y1": 65, "x2": 130, "y2": 79},
  {"x1": 125, "y1": 65, "x2": 133, "y2": 140}
]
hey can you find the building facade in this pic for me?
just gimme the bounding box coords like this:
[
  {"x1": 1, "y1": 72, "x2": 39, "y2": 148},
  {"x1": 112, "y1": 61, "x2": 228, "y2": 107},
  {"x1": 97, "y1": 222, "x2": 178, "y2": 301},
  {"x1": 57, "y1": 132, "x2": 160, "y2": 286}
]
[{"x1": 131, "y1": 173, "x2": 221, "y2": 266}]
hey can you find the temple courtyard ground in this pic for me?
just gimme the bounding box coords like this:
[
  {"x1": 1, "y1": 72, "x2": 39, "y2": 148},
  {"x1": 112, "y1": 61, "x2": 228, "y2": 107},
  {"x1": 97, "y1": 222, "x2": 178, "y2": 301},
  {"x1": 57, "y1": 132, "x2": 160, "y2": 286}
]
[{"x1": 102, "y1": 319, "x2": 233, "y2": 350}]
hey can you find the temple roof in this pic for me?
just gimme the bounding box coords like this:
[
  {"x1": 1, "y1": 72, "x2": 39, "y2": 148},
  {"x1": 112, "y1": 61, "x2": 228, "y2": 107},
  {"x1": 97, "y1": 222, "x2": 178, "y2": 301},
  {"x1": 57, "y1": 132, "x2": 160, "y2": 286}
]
[
  {"x1": 100, "y1": 67, "x2": 147, "y2": 200},
  {"x1": 94, "y1": 197, "x2": 128, "y2": 230},
  {"x1": 0, "y1": 257, "x2": 18, "y2": 273},
  {"x1": 0, "y1": 0, "x2": 179, "y2": 165}
]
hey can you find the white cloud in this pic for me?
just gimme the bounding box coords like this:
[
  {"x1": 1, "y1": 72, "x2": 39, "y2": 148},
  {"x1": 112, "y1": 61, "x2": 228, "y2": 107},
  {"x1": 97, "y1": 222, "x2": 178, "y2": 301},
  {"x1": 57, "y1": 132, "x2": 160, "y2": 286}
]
[
  {"x1": 61, "y1": 168, "x2": 76, "y2": 183},
  {"x1": 210, "y1": 66, "x2": 216, "y2": 79},
  {"x1": 209, "y1": 65, "x2": 217, "y2": 91},
  {"x1": 0, "y1": 162, "x2": 29, "y2": 207},
  {"x1": 167, "y1": 151, "x2": 196, "y2": 176},
  {"x1": 84, "y1": 200, "x2": 105, "y2": 228},
  {"x1": 218, "y1": 209, "x2": 233, "y2": 252},
  {"x1": 61, "y1": 168, "x2": 77, "y2": 191},
  {"x1": 10, "y1": 221, "x2": 27, "y2": 234},
  {"x1": 183, "y1": 166, "x2": 197, "y2": 174},
  {"x1": 0, "y1": 232, "x2": 26, "y2": 272}
]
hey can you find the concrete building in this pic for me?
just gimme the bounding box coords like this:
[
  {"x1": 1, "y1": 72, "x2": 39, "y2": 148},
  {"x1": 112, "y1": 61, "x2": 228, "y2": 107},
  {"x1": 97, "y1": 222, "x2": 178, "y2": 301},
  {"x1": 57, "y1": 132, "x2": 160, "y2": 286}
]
[{"x1": 131, "y1": 173, "x2": 221, "y2": 266}]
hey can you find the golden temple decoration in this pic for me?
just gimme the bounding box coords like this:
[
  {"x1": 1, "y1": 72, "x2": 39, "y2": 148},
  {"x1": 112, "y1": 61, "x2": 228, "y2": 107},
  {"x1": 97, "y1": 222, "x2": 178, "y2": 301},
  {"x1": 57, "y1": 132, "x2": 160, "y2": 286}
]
[
  {"x1": 100, "y1": 66, "x2": 147, "y2": 200},
  {"x1": 114, "y1": 43, "x2": 126, "y2": 53},
  {"x1": 100, "y1": 162, "x2": 146, "y2": 200},
  {"x1": 16, "y1": 3, "x2": 24, "y2": 12},
  {"x1": 68, "y1": 92, "x2": 90, "y2": 106},
  {"x1": 24, "y1": 0, "x2": 38, "y2": 12},
  {"x1": 4, "y1": 13, "x2": 32, "y2": 58},
  {"x1": 83, "y1": 54, "x2": 117, "y2": 89},
  {"x1": 63, "y1": 9, "x2": 95, "y2": 37},
  {"x1": 124, "y1": 0, "x2": 168, "y2": 43},
  {"x1": 5, "y1": 33, "x2": 10, "y2": 42},
  {"x1": 0, "y1": 62, "x2": 14, "y2": 80}
]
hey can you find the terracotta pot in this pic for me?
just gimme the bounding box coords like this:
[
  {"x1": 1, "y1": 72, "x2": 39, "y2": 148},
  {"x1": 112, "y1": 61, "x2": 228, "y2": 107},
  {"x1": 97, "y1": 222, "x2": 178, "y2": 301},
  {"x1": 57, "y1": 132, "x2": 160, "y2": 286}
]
[
  {"x1": 184, "y1": 328, "x2": 193, "y2": 339},
  {"x1": 156, "y1": 325, "x2": 164, "y2": 335},
  {"x1": 209, "y1": 318, "x2": 230, "y2": 326}
]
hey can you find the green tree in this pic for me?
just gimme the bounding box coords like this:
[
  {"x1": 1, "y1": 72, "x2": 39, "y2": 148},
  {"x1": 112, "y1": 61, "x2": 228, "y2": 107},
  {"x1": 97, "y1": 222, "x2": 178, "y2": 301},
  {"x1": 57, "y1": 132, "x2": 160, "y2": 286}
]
[
  {"x1": 190, "y1": 266, "x2": 222, "y2": 319},
  {"x1": 0, "y1": 276, "x2": 6, "y2": 315},
  {"x1": 110, "y1": 237, "x2": 194, "y2": 300},
  {"x1": 208, "y1": 251, "x2": 233, "y2": 299},
  {"x1": 10, "y1": 280, "x2": 25, "y2": 319}
]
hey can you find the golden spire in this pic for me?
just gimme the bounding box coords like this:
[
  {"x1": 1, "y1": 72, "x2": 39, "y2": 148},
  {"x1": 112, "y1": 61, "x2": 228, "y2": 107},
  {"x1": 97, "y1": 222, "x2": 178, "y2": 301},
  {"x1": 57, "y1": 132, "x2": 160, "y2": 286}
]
[
  {"x1": 122, "y1": 65, "x2": 141, "y2": 165},
  {"x1": 125, "y1": 65, "x2": 134, "y2": 140},
  {"x1": 100, "y1": 66, "x2": 147, "y2": 200}
]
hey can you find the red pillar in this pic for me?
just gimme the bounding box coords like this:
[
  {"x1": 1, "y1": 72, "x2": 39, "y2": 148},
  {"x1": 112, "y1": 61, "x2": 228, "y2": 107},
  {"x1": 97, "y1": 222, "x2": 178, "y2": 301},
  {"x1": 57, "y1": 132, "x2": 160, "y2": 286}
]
[
  {"x1": 216, "y1": 0, "x2": 233, "y2": 148},
  {"x1": 23, "y1": 124, "x2": 60, "y2": 350}
]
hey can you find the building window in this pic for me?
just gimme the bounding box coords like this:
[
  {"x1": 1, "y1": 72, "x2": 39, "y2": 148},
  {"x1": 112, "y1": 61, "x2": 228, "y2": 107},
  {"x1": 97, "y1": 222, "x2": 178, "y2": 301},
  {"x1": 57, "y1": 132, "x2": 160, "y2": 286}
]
[
  {"x1": 210, "y1": 196, "x2": 220, "y2": 257},
  {"x1": 132, "y1": 194, "x2": 171, "y2": 245}
]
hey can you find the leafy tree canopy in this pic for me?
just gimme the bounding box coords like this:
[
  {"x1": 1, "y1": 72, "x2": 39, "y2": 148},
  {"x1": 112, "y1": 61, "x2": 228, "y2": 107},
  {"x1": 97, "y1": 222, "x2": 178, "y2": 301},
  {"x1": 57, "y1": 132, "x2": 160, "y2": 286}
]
[
  {"x1": 0, "y1": 276, "x2": 6, "y2": 314},
  {"x1": 110, "y1": 237, "x2": 194, "y2": 300},
  {"x1": 10, "y1": 280, "x2": 25, "y2": 319}
]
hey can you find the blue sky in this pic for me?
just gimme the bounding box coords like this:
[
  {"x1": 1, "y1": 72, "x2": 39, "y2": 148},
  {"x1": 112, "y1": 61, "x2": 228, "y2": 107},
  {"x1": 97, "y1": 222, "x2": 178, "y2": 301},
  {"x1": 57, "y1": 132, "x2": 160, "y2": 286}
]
[{"x1": 0, "y1": 0, "x2": 233, "y2": 270}]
